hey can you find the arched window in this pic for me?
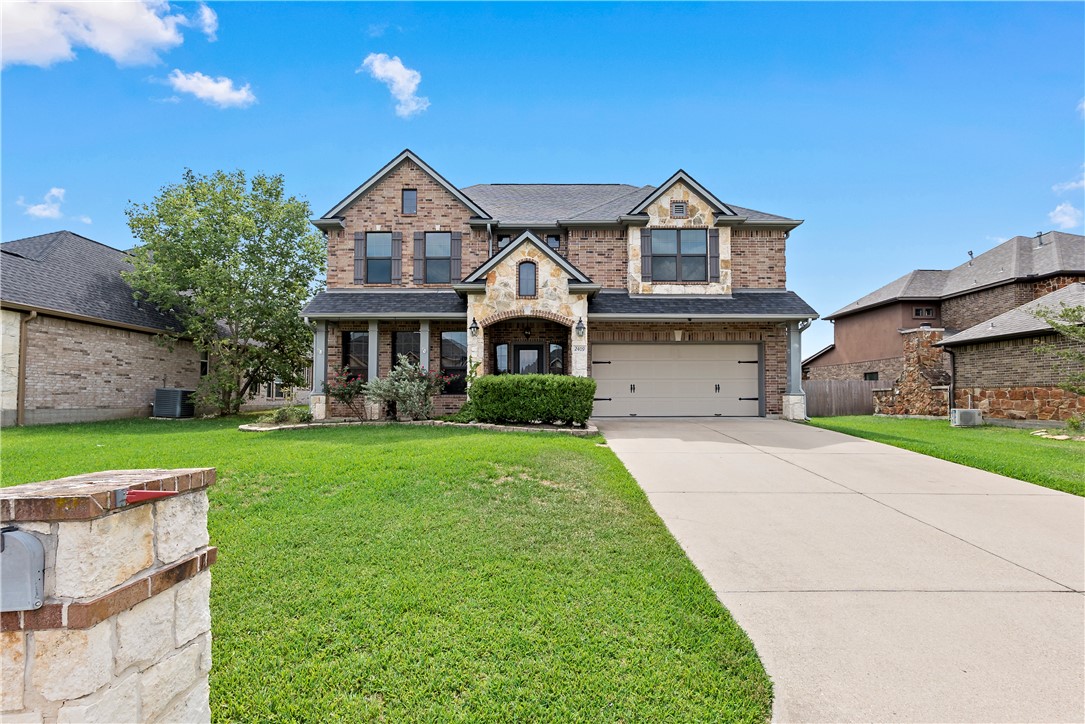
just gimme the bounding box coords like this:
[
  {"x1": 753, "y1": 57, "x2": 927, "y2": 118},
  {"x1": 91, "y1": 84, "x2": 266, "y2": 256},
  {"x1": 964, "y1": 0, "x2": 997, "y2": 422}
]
[{"x1": 518, "y1": 261, "x2": 537, "y2": 297}]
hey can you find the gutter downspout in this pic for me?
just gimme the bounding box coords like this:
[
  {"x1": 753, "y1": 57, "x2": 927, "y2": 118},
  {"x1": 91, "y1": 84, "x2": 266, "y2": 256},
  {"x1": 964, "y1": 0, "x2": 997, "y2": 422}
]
[
  {"x1": 945, "y1": 345, "x2": 956, "y2": 416},
  {"x1": 16, "y1": 311, "x2": 37, "y2": 426}
]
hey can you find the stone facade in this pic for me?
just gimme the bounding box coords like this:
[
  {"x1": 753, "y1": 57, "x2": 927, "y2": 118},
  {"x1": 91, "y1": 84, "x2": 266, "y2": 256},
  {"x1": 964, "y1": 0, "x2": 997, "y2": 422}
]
[
  {"x1": 0, "y1": 469, "x2": 216, "y2": 724},
  {"x1": 951, "y1": 333, "x2": 1084, "y2": 421},
  {"x1": 4, "y1": 313, "x2": 200, "y2": 426},
  {"x1": 872, "y1": 329, "x2": 951, "y2": 416},
  {"x1": 1, "y1": 309, "x2": 20, "y2": 426},
  {"x1": 803, "y1": 356, "x2": 904, "y2": 383}
]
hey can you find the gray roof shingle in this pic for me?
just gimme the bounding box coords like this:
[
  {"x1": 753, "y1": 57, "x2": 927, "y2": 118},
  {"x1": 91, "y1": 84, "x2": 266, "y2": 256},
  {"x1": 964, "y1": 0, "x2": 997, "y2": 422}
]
[
  {"x1": 938, "y1": 282, "x2": 1085, "y2": 346},
  {"x1": 828, "y1": 232, "x2": 1084, "y2": 319},
  {"x1": 302, "y1": 291, "x2": 467, "y2": 317},
  {"x1": 1, "y1": 230, "x2": 181, "y2": 332},
  {"x1": 588, "y1": 290, "x2": 817, "y2": 318}
]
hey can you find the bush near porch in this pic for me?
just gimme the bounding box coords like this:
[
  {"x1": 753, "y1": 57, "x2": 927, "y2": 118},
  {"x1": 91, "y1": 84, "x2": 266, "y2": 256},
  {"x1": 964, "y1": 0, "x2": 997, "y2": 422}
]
[
  {"x1": 470, "y1": 374, "x2": 597, "y2": 425},
  {"x1": 0, "y1": 418, "x2": 771, "y2": 721}
]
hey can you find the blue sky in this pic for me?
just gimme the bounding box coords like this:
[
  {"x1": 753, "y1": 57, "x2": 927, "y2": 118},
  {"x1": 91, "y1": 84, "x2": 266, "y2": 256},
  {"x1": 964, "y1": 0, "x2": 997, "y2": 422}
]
[{"x1": 3, "y1": 1, "x2": 1083, "y2": 353}]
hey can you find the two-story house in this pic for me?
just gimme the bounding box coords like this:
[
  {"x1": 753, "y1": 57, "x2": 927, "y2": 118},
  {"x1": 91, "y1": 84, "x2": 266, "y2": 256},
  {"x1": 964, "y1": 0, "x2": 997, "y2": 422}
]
[{"x1": 302, "y1": 150, "x2": 817, "y2": 419}]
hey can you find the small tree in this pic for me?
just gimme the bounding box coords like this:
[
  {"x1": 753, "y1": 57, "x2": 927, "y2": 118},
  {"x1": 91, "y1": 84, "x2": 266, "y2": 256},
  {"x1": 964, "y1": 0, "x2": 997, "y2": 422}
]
[
  {"x1": 1033, "y1": 302, "x2": 1085, "y2": 396},
  {"x1": 322, "y1": 367, "x2": 370, "y2": 421},
  {"x1": 125, "y1": 169, "x2": 325, "y2": 415},
  {"x1": 366, "y1": 355, "x2": 449, "y2": 420}
]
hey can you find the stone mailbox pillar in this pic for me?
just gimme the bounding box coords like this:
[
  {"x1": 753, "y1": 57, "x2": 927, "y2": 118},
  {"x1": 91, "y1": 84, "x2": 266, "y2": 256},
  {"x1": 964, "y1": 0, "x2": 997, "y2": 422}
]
[{"x1": 0, "y1": 469, "x2": 217, "y2": 723}]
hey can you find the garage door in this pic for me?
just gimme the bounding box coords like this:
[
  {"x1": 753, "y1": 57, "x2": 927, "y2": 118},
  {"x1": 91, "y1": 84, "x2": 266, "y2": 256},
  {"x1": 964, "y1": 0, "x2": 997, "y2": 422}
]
[{"x1": 591, "y1": 343, "x2": 761, "y2": 417}]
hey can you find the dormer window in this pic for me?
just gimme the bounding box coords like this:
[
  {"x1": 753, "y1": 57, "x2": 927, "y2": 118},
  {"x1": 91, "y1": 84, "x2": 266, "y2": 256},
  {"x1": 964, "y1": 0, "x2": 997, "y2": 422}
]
[
  {"x1": 518, "y1": 261, "x2": 537, "y2": 297},
  {"x1": 402, "y1": 189, "x2": 417, "y2": 215},
  {"x1": 670, "y1": 201, "x2": 689, "y2": 219},
  {"x1": 913, "y1": 307, "x2": 936, "y2": 319}
]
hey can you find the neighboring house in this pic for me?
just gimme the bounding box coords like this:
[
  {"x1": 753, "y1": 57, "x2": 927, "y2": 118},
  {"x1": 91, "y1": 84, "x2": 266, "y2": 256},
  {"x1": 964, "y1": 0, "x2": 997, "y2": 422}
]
[
  {"x1": 804, "y1": 231, "x2": 1084, "y2": 419},
  {"x1": 938, "y1": 282, "x2": 1085, "y2": 421},
  {"x1": 303, "y1": 149, "x2": 817, "y2": 419},
  {"x1": 0, "y1": 230, "x2": 200, "y2": 426}
]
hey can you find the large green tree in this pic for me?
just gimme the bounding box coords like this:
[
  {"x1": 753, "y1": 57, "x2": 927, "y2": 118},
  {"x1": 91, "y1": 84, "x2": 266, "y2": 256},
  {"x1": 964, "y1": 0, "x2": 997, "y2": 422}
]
[
  {"x1": 125, "y1": 169, "x2": 325, "y2": 415},
  {"x1": 1033, "y1": 302, "x2": 1085, "y2": 396}
]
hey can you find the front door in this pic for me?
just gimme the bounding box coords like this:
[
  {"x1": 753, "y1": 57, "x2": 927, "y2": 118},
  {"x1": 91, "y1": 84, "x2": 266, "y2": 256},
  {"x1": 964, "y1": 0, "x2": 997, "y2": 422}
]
[{"x1": 516, "y1": 345, "x2": 544, "y2": 374}]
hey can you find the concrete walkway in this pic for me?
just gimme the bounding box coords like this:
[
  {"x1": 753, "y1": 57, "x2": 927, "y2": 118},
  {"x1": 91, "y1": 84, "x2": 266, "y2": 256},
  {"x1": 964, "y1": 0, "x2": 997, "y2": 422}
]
[{"x1": 596, "y1": 418, "x2": 1085, "y2": 723}]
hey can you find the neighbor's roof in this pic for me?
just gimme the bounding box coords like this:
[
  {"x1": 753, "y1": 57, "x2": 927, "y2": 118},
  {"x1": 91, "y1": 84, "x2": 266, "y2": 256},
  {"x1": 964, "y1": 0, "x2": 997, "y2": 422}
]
[
  {"x1": 938, "y1": 282, "x2": 1085, "y2": 347},
  {"x1": 587, "y1": 290, "x2": 817, "y2": 319},
  {"x1": 827, "y1": 231, "x2": 1084, "y2": 320},
  {"x1": 1, "y1": 230, "x2": 181, "y2": 332}
]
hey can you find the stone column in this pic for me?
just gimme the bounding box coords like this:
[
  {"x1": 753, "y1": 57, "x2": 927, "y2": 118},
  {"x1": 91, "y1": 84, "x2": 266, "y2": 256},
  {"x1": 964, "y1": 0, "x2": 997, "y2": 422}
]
[
  {"x1": 1, "y1": 469, "x2": 217, "y2": 723},
  {"x1": 782, "y1": 320, "x2": 807, "y2": 420},
  {"x1": 466, "y1": 298, "x2": 484, "y2": 380},
  {"x1": 419, "y1": 320, "x2": 430, "y2": 371}
]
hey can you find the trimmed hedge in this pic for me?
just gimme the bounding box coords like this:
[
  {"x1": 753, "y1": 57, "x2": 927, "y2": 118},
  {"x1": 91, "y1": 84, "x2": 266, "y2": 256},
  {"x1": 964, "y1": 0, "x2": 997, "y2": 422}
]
[{"x1": 470, "y1": 375, "x2": 597, "y2": 426}]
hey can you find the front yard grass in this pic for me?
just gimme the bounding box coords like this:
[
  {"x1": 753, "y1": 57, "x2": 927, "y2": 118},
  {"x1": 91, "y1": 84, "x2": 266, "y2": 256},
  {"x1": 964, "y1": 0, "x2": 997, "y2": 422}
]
[
  {"x1": 810, "y1": 416, "x2": 1084, "y2": 496},
  {"x1": 1, "y1": 418, "x2": 771, "y2": 722}
]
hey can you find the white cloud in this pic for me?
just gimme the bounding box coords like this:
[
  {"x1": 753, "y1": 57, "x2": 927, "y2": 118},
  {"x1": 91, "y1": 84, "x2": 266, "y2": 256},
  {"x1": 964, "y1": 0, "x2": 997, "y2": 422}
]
[
  {"x1": 1052, "y1": 165, "x2": 1085, "y2": 194},
  {"x1": 77, "y1": 215, "x2": 93, "y2": 225},
  {"x1": 366, "y1": 23, "x2": 389, "y2": 38},
  {"x1": 168, "y1": 69, "x2": 256, "y2": 108},
  {"x1": 358, "y1": 53, "x2": 430, "y2": 118},
  {"x1": 17, "y1": 187, "x2": 65, "y2": 218},
  {"x1": 1079, "y1": 97, "x2": 1085, "y2": 119},
  {"x1": 196, "y1": 3, "x2": 217, "y2": 41},
  {"x1": 1049, "y1": 202, "x2": 1083, "y2": 229}
]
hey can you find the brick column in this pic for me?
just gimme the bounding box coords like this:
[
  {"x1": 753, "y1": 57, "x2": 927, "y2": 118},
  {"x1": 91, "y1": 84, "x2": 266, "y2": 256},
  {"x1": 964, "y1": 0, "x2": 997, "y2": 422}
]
[{"x1": 1, "y1": 469, "x2": 217, "y2": 723}]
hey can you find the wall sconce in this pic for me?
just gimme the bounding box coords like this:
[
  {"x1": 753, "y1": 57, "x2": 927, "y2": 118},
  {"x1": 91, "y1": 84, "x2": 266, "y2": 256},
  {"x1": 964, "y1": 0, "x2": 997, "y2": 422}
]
[
  {"x1": 469, "y1": 318, "x2": 479, "y2": 337},
  {"x1": 575, "y1": 318, "x2": 586, "y2": 337},
  {"x1": 522, "y1": 325, "x2": 531, "y2": 340}
]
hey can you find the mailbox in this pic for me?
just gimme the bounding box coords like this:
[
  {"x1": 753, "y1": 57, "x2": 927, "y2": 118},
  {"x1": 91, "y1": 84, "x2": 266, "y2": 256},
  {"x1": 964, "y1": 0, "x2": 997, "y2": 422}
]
[{"x1": 1, "y1": 527, "x2": 45, "y2": 612}]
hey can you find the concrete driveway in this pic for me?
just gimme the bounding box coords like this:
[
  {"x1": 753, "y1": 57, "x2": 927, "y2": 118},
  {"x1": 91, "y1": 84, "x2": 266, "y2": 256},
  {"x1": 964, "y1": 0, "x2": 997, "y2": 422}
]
[{"x1": 596, "y1": 418, "x2": 1085, "y2": 723}]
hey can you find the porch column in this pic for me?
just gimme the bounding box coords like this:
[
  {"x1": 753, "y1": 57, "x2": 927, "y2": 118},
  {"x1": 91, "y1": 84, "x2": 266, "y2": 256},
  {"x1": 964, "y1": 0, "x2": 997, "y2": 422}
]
[
  {"x1": 782, "y1": 320, "x2": 807, "y2": 420},
  {"x1": 368, "y1": 320, "x2": 379, "y2": 381},
  {"x1": 571, "y1": 318, "x2": 588, "y2": 377},
  {"x1": 419, "y1": 320, "x2": 431, "y2": 371},
  {"x1": 312, "y1": 320, "x2": 326, "y2": 392}
]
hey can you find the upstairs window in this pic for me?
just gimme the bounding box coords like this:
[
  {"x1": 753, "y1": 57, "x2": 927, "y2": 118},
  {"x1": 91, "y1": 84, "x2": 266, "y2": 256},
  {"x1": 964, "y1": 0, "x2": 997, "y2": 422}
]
[
  {"x1": 424, "y1": 232, "x2": 452, "y2": 283},
  {"x1": 342, "y1": 332, "x2": 368, "y2": 380},
  {"x1": 670, "y1": 201, "x2": 689, "y2": 219},
  {"x1": 497, "y1": 235, "x2": 512, "y2": 250},
  {"x1": 402, "y1": 189, "x2": 417, "y2": 215},
  {"x1": 518, "y1": 261, "x2": 537, "y2": 297},
  {"x1": 650, "y1": 228, "x2": 707, "y2": 282},
  {"x1": 913, "y1": 307, "x2": 936, "y2": 318},
  {"x1": 366, "y1": 232, "x2": 393, "y2": 284},
  {"x1": 545, "y1": 234, "x2": 561, "y2": 250}
]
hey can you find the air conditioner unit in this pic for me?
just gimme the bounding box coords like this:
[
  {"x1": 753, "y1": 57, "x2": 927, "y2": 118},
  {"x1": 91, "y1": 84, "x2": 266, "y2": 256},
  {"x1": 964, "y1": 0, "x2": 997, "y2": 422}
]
[
  {"x1": 950, "y1": 409, "x2": 983, "y2": 427},
  {"x1": 153, "y1": 388, "x2": 196, "y2": 418}
]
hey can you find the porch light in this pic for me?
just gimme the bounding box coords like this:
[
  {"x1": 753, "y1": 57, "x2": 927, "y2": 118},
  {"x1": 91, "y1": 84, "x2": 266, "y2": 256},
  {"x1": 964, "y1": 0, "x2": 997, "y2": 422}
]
[
  {"x1": 575, "y1": 318, "x2": 586, "y2": 337},
  {"x1": 469, "y1": 318, "x2": 479, "y2": 337}
]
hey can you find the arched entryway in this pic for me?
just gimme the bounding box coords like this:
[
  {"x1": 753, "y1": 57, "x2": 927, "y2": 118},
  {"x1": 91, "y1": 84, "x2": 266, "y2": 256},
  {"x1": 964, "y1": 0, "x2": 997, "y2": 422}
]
[{"x1": 483, "y1": 316, "x2": 571, "y2": 376}]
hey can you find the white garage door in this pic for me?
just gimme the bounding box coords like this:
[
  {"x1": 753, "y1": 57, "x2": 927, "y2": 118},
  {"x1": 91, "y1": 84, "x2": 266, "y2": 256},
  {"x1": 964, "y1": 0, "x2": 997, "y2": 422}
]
[{"x1": 591, "y1": 343, "x2": 761, "y2": 417}]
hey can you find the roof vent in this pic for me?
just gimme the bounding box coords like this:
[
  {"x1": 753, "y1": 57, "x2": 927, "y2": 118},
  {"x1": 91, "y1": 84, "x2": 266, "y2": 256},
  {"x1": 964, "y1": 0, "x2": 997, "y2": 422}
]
[
  {"x1": 967, "y1": 250, "x2": 974, "y2": 266},
  {"x1": 1036, "y1": 231, "x2": 1044, "y2": 246}
]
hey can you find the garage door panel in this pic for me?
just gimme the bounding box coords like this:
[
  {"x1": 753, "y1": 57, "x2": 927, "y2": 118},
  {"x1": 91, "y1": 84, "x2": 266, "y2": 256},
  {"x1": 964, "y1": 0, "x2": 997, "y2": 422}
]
[{"x1": 591, "y1": 343, "x2": 761, "y2": 417}]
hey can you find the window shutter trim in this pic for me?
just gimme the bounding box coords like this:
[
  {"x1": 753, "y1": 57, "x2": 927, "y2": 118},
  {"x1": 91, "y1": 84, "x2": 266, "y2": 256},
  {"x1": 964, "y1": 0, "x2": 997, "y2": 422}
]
[
  {"x1": 391, "y1": 231, "x2": 403, "y2": 283},
  {"x1": 709, "y1": 229, "x2": 720, "y2": 283},
  {"x1": 354, "y1": 231, "x2": 365, "y2": 284},
  {"x1": 450, "y1": 231, "x2": 462, "y2": 282},
  {"x1": 413, "y1": 232, "x2": 425, "y2": 284},
  {"x1": 640, "y1": 228, "x2": 652, "y2": 281}
]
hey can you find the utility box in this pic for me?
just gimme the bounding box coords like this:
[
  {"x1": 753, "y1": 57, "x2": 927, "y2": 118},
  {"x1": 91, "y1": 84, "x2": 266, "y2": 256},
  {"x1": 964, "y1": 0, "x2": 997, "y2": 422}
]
[
  {"x1": 1, "y1": 527, "x2": 45, "y2": 612},
  {"x1": 950, "y1": 409, "x2": 983, "y2": 427},
  {"x1": 153, "y1": 388, "x2": 196, "y2": 418}
]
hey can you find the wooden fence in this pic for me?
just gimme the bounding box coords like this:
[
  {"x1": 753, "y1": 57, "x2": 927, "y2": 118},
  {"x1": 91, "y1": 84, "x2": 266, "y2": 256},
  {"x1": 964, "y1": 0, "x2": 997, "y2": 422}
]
[{"x1": 804, "y1": 379, "x2": 880, "y2": 417}]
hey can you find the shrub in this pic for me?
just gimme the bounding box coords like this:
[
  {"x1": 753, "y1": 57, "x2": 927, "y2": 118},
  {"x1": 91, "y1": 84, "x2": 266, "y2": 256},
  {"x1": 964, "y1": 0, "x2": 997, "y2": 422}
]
[
  {"x1": 470, "y1": 375, "x2": 596, "y2": 426},
  {"x1": 439, "y1": 400, "x2": 477, "y2": 423},
  {"x1": 366, "y1": 355, "x2": 450, "y2": 421},
  {"x1": 259, "y1": 405, "x2": 313, "y2": 424},
  {"x1": 322, "y1": 367, "x2": 369, "y2": 421}
]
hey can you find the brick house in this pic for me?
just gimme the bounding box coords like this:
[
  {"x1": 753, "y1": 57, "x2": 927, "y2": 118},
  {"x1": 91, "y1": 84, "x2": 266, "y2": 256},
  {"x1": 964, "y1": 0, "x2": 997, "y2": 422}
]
[
  {"x1": 938, "y1": 282, "x2": 1085, "y2": 421},
  {"x1": 303, "y1": 150, "x2": 817, "y2": 419},
  {"x1": 803, "y1": 231, "x2": 1083, "y2": 419},
  {"x1": 1, "y1": 230, "x2": 304, "y2": 426}
]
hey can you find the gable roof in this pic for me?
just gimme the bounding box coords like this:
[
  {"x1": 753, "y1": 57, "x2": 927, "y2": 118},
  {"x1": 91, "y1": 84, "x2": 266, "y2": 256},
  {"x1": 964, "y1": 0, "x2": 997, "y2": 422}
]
[
  {"x1": 828, "y1": 231, "x2": 1084, "y2": 320},
  {"x1": 938, "y1": 282, "x2": 1085, "y2": 347},
  {"x1": 1, "y1": 230, "x2": 182, "y2": 333},
  {"x1": 628, "y1": 169, "x2": 737, "y2": 216},
  {"x1": 460, "y1": 230, "x2": 592, "y2": 284},
  {"x1": 460, "y1": 184, "x2": 650, "y2": 226},
  {"x1": 317, "y1": 149, "x2": 491, "y2": 222}
]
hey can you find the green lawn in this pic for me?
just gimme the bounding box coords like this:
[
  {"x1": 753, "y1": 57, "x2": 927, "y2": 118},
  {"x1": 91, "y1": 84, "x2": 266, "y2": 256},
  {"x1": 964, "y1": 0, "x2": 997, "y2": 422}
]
[
  {"x1": 0, "y1": 418, "x2": 771, "y2": 722},
  {"x1": 810, "y1": 416, "x2": 1084, "y2": 496}
]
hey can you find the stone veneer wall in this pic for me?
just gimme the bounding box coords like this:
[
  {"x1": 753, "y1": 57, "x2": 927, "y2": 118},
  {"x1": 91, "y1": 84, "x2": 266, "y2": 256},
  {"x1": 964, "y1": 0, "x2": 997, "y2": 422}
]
[
  {"x1": 1, "y1": 469, "x2": 217, "y2": 723},
  {"x1": 16, "y1": 314, "x2": 200, "y2": 426},
  {"x1": 951, "y1": 333, "x2": 1084, "y2": 421},
  {"x1": 872, "y1": 329, "x2": 951, "y2": 416},
  {"x1": 588, "y1": 321, "x2": 788, "y2": 415},
  {"x1": 803, "y1": 356, "x2": 904, "y2": 383},
  {"x1": 1031, "y1": 275, "x2": 1084, "y2": 299},
  {"x1": 1, "y1": 309, "x2": 21, "y2": 426}
]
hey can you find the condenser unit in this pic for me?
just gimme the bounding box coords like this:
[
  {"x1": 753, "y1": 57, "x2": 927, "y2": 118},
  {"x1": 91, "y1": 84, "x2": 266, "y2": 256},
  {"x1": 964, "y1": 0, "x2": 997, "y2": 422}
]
[
  {"x1": 950, "y1": 409, "x2": 983, "y2": 427},
  {"x1": 153, "y1": 388, "x2": 196, "y2": 418}
]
